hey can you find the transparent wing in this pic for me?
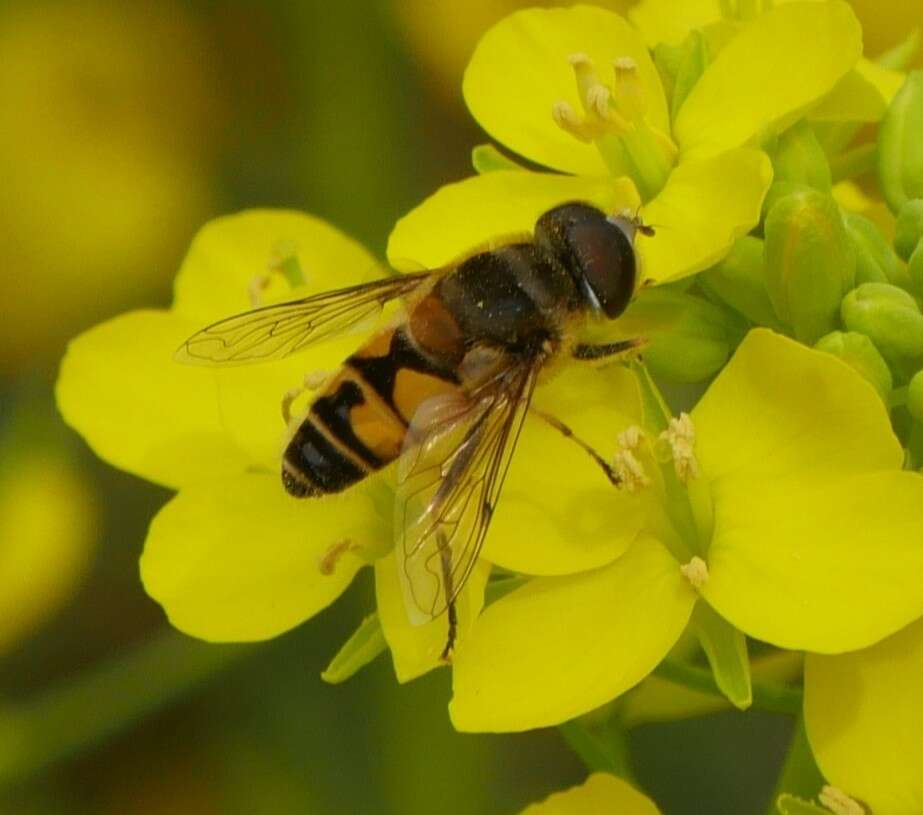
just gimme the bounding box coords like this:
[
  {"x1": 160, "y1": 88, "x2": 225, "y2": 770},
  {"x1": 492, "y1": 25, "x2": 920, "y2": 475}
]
[
  {"x1": 176, "y1": 272, "x2": 431, "y2": 366},
  {"x1": 395, "y1": 353, "x2": 542, "y2": 624}
]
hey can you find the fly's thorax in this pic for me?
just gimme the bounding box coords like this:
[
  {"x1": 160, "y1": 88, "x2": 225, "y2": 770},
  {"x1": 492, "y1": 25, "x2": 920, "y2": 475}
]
[
  {"x1": 534, "y1": 202, "x2": 638, "y2": 319},
  {"x1": 435, "y1": 243, "x2": 575, "y2": 351}
]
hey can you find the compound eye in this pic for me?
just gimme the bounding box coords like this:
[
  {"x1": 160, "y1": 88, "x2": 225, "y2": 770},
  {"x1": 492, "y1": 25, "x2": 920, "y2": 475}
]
[{"x1": 567, "y1": 218, "x2": 637, "y2": 318}]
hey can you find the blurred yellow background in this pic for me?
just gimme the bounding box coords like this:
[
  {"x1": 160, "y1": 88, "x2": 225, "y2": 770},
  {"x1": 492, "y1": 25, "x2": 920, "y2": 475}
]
[{"x1": 0, "y1": 1, "x2": 917, "y2": 813}]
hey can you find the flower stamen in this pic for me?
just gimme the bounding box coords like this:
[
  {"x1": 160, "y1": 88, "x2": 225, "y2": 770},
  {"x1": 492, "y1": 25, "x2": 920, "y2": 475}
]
[
  {"x1": 550, "y1": 52, "x2": 678, "y2": 200},
  {"x1": 659, "y1": 413, "x2": 700, "y2": 483},
  {"x1": 818, "y1": 787, "x2": 866, "y2": 815},
  {"x1": 551, "y1": 100, "x2": 599, "y2": 142},
  {"x1": 612, "y1": 56, "x2": 645, "y2": 121},
  {"x1": 612, "y1": 425, "x2": 651, "y2": 492},
  {"x1": 680, "y1": 556, "x2": 709, "y2": 589}
]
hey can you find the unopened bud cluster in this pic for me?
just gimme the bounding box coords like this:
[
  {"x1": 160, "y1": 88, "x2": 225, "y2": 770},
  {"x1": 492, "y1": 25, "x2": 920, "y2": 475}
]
[{"x1": 631, "y1": 68, "x2": 923, "y2": 466}]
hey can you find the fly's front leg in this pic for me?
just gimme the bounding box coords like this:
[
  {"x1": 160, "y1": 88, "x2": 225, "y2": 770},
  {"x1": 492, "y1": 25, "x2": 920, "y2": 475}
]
[
  {"x1": 572, "y1": 337, "x2": 646, "y2": 361},
  {"x1": 530, "y1": 407, "x2": 621, "y2": 488}
]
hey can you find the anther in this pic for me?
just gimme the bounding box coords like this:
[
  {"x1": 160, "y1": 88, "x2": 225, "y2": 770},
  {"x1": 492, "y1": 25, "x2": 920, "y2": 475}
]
[
  {"x1": 551, "y1": 100, "x2": 596, "y2": 142},
  {"x1": 659, "y1": 413, "x2": 700, "y2": 483},
  {"x1": 680, "y1": 556, "x2": 709, "y2": 589},
  {"x1": 612, "y1": 56, "x2": 645, "y2": 120},
  {"x1": 613, "y1": 449, "x2": 650, "y2": 492},
  {"x1": 319, "y1": 539, "x2": 358, "y2": 576},
  {"x1": 567, "y1": 52, "x2": 599, "y2": 97},
  {"x1": 612, "y1": 425, "x2": 650, "y2": 492},
  {"x1": 818, "y1": 787, "x2": 866, "y2": 815},
  {"x1": 618, "y1": 425, "x2": 645, "y2": 450}
]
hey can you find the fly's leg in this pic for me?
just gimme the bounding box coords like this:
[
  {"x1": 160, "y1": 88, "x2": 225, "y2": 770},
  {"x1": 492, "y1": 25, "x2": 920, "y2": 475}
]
[
  {"x1": 438, "y1": 530, "x2": 458, "y2": 662},
  {"x1": 441, "y1": 598, "x2": 458, "y2": 662},
  {"x1": 572, "y1": 337, "x2": 646, "y2": 361},
  {"x1": 531, "y1": 407, "x2": 622, "y2": 488}
]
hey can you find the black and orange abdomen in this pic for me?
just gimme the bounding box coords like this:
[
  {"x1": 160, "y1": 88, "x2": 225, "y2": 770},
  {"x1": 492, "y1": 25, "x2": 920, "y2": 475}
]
[{"x1": 281, "y1": 323, "x2": 461, "y2": 497}]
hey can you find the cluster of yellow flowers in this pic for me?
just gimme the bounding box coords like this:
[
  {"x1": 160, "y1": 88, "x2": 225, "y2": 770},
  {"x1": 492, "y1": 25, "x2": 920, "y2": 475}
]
[{"x1": 57, "y1": 1, "x2": 923, "y2": 813}]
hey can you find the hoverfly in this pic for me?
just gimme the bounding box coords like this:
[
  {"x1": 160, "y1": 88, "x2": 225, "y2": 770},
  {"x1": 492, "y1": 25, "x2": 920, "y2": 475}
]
[{"x1": 177, "y1": 202, "x2": 646, "y2": 656}]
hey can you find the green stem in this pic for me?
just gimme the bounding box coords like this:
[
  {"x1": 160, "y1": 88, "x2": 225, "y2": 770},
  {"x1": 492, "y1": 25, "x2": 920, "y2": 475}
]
[
  {"x1": 766, "y1": 714, "x2": 826, "y2": 815},
  {"x1": 0, "y1": 628, "x2": 256, "y2": 788},
  {"x1": 653, "y1": 658, "x2": 802, "y2": 715},
  {"x1": 830, "y1": 143, "x2": 876, "y2": 183},
  {"x1": 558, "y1": 718, "x2": 635, "y2": 781}
]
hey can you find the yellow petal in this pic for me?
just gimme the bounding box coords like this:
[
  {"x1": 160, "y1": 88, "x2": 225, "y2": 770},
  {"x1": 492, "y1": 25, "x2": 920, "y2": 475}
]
[
  {"x1": 805, "y1": 619, "x2": 923, "y2": 815},
  {"x1": 521, "y1": 773, "x2": 661, "y2": 815},
  {"x1": 462, "y1": 6, "x2": 668, "y2": 175},
  {"x1": 702, "y1": 469, "x2": 923, "y2": 652},
  {"x1": 638, "y1": 148, "x2": 771, "y2": 283},
  {"x1": 375, "y1": 553, "x2": 490, "y2": 683},
  {"x1": 140, "y1": 474, "x2": 386, "y2": 641},
  {"x1": 809, "y1": 59, "x2": 906, "y2": 123},
  {"x1": 692, "y1": 329, "x2": 902, "y2": 481},
  {"x1": 628, "y1": 0, "x2": 720, "y2": 48},
  {"x1": 387, "y1": 171, "x2": 640, "y2": 270},
  {"x1": 450, "y1": 536, "x2": 696, "y2": 732},
  {"x1": 172, "y1": 209, "x2": 381, "y2": 325},
  {"x1": 56, "y1": 310, "x2": 251, "y2": 489},
  {"x1": 675, "y1": 2, "x2": 862, "y2": 159},
  {"x1": 0, "y1": 452, "x2": 96, "y2": 653},
  {"x1": 486, "y1": 363, "x2": 646, "y2": 575}
]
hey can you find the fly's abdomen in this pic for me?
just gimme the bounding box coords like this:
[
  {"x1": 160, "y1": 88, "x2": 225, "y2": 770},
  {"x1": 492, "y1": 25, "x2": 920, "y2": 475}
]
[{"x1": 282, "y1": 326, "x2": 460, "y2": 497}]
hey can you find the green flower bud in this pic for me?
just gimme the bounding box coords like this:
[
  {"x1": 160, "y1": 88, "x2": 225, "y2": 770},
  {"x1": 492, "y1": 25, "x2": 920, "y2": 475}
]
[
  {"x1": 844, "y1": 212, "x2": 902, "y2": 285},
  {"x1": 772, "y1": 121, "x2": 832, "y2": 192},
  {"x1": 761, "y1": 180, "x2": 813, "y2": 223},
  {"x1": 894, "y1": 199, "x2": 923, "y2": 262},
  {"x1": 699, "y1": 236, "x2": 782, "y2": 329},
  {"x1": 654, "y1": 30, "x2": 708, "y2": 121},
  {"x1": 878, "y1": 70, "x2": 923, "y2": 213},
  {"x1": 909, "y1": 241, "x2": 923, "y2": 297},
  {"x1": 908, "y1": 370, "x2": 923, "y2": 422},
  {"x1": 618, "y1": 288, "x2": 744, "y2": 383},
  {"x1": 764, "y1": 189, "x2": 856, "y2": 344},
  {"x1": 841, "y1": 282, "x2": 923, "y2": 364},
  {"x1": 815, "y1": 330, "x2": 893, "y2": 399}
]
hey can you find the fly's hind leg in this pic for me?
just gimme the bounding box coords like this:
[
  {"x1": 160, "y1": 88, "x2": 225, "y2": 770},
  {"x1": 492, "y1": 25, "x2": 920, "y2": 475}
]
[
  {"x1": 572, "y1": 337, "x2": 646, "y2": 361},
  {"x1": 530, "y1": 407, "x2": 622, "y2": 488},
  {"x1": 438, "y1": 531, "x2": 458, "y2": 662}
]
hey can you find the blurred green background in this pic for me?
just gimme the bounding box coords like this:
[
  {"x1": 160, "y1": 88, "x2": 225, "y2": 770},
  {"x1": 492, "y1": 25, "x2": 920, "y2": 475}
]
[{"x1": 12, "y1": 0, "x2": 912, "y2": 811}]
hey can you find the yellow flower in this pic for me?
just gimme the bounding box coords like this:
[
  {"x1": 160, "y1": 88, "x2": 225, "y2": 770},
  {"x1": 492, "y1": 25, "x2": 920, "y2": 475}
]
[
  {"x1": 448, "y1": 329, "x2": 923, "y2": 731},
  {"x1": 391, "y1": 0, "x2": 634, "y2": 102},
  {"x1": 56, "y1": 210, "x2": 644, "y2": 650},
  {"x1": 804, "y1": 618, "x2": 923, "y2": 815},
  {"x1": 519, "y1": 773, "x2": 661, "y2": 814},
  {"x1": 57, "y1": 211, "x2": 388, "y2": 641},
  {"x1": 388, "y1": 2, "x2": 865, "y2": 285},
  {"x1": 629, "y1": 0, "x2": 906, "y2": 122}
]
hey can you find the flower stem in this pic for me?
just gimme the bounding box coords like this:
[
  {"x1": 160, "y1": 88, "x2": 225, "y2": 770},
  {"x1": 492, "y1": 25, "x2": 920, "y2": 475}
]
[
  {"x1": 0, "y1": 628, "x2": 256, "y2": 788},
  {"x1": 653, "y1": 657, "x2": 802, "y2": 715},
  {"x1": 558, "y1": 717, "x2": 635, "y2": 780},
  {"x1": 765, "y1": 714, "x2": 825, "y2": 815}
]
